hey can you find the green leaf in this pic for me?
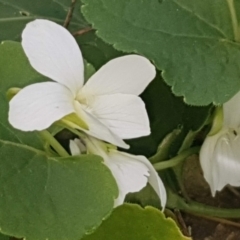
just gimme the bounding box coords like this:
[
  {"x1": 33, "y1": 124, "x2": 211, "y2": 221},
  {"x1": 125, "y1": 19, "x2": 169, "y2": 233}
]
[
  {"x1": 0, "y1": 41, "x2": 48, "y2": 91},
  {"x1": 0, "y1": 0, "x2": 88, "y2": 42},
  {"x1": 77, "y1": 31, "x2": 125, "y2": 70},
  {"x1": 126, "y1": 73, "x2": 211, "y2": 157},
  {"x1": 0, "y1": 140, "x2": 118, "y2": 240},
  {"x1": 84, "y1": 59, "x2": 96, "y2": 81},
  {"x1": 0, "y1": 233, "x2": 10, "y2": 240},
  {"x1": 82, "y1": 0, "x2": 240, "y2": 105},
  {"x1": 83, "y1": 204, "x2": 191, "y2": 240}
]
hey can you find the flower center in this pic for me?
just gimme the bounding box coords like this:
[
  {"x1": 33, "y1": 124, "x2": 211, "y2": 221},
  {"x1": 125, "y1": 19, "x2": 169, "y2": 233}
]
[{"x1": 75, "y1": 89, "x2": 97, "y2": 116}]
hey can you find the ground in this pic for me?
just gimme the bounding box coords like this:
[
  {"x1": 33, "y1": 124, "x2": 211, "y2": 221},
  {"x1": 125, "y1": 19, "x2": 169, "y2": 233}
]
[{"x1": 182, "y1": 155, "x2": 240, "y2": 240}]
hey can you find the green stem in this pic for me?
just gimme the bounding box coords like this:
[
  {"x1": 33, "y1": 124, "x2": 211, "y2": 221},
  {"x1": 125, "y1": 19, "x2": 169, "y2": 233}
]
[
  {"x1": 150, "y1": 129, "x2": 181, "y2": 164},
  {"x1": 167, "y1": 189, "x2": 240, "y2": 218},
  {"x1": 39, "y1": 130, "x2": 69, "y2": 157},
  {"x1": 178, "y1": 130, "x2": 198, "y2": 153},
  {"x1": 153, "y1": 146, "x2": 200, "y2": 171},
  {"x1": 227, "y1": 0, "x2": 240, "y2": 42}
]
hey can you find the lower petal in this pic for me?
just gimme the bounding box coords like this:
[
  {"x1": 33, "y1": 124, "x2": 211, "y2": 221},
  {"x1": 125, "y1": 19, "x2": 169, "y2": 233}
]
[
  {"x1": 105, "y1": 150, "x2": 150, "y2": 207},
  {"x1": 133, "y1": 154, "x2": 167, "y2": 209},
  {"x1": 9, "y1": 82, "x2": 74, "y2": 131}
]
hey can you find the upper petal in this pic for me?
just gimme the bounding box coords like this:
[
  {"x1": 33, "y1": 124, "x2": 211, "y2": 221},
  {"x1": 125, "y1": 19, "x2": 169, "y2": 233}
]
[
  {"x1": 106, "y1": 150, "x2": 150, "y2": 207},
  {"x1": 22, "y1": 20, "x2": 84, "y2": 95},
  {"x1": 200, "y1": 128, "x2": 240, "y2": 195},
  {"x1": 87, "y1": 94, "x2": 150, "y2": 139},
  {"x1": 223, "y1": 91, "x2": 240, "y2": 128},
  {"x1": 73, "y1": 101, "x2": 129, "y2": 149},
  {"x1": 9, "y1": 82, "x2": 74, "y2": 131},
  {"x1": 81, "y1": 55, "x2": 156, "y2": 96}
]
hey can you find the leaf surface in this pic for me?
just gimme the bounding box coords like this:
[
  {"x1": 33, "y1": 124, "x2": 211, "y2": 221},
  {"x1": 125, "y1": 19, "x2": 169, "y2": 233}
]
[
  {"x1": 0, "y1": 0, "x2": 88, "y2": 41},
  {"x1": 82, "y1": 0, "x2": 240, "y2": 105},
  {"x1": 83, "y1": 204, "x2": 191, "y2": 240},
  {"x1": 0, "y1": 140, "x2": 117, "y2": 240}
]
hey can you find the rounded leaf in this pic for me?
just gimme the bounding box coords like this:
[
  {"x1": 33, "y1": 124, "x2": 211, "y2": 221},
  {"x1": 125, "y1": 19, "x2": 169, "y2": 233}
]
[
  {"x1": 83, "y1": 204, "x2": 190, "y2": 240},
  {"x1": 0, "y1": 140, "x2": 118, "y2": 240}
]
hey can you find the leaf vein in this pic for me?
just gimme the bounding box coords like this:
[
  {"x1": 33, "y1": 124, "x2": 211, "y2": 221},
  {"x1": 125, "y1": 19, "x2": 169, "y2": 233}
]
[{"x1": 172, "y1": 0, "x2": 228, "y2": 38}]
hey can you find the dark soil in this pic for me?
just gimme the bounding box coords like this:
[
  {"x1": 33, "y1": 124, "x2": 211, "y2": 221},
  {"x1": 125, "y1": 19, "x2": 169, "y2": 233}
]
[{"x1": 182, "y1": 155, "x2": 240, "y2": 240}]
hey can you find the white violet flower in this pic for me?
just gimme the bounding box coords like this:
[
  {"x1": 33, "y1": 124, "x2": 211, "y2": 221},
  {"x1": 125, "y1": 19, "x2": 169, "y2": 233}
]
[
  {"x1": 70, "y1": 136, "x2": 167, "y2": 208},
  {"x1": 200, "y1": 91, "x2": 240, "y2": 195},
  {"x1": 8, "y1": 19, "x2": 156, "y2": 149}
]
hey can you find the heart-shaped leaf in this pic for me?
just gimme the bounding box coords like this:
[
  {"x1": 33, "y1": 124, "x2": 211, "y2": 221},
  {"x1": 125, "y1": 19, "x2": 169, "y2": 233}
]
[{"x1": 82, "y1": 0, "x2": 240, "y2": 105}]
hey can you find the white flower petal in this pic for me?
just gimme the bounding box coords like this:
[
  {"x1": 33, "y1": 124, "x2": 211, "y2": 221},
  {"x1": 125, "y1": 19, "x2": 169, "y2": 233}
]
[
  {"x1": 22, "y1": 20, "x2": 84, "y2": 94},
  {"x1": 199, "y1": 133, "x2": 218, "y2": 194},
  {"x1": 200, "y1": 128, "x2": 240, "y2": 195},
  {"x1": 106, "y1": 150, "x2": 150, "y2": 207},
  {"x1": 69, "y1": 139, "x2": 86, "y2": 155},
  {"x1": 74, "y1": 102, "x2": 129, "y2": 149},
  {"x1": 69, "y1": 140, "x2": 81, "y2": 156},
  {"x1": 88, "y1": 94, "x2": 150, "y2": 139},
  {"x1": 81, "y1": 55, "x2": 156, "y2": 96},
  {"x1": 83, "y1": 136, "x2": 166, "y2": 208},
  {"x1": 9, "y1": 82, "x2": 74, "y2": 131},
  {"x1": 132, "y1": 154, "x2": 167, "y2": 209},
  {"x1": 223, "y1": 91, "x2": 240, "y2": 128}
]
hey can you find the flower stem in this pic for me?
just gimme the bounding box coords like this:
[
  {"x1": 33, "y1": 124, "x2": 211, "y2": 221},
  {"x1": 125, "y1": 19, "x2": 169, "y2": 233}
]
[
  {"x1": 178, "y1": 130, "x2": 198, "y2": 153},
  {"x1": 153, "y1": 146, "x2": 200, "y2": 171},
  {"x1": 149, "y1": 129, "x2": 181, "y2": 164},
  {"x1": 167, "y1": 188, "x2": 240, "y2": 218},
  {"x1": 39, "y1": 130, "x2": 69, "y2": 157}
]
